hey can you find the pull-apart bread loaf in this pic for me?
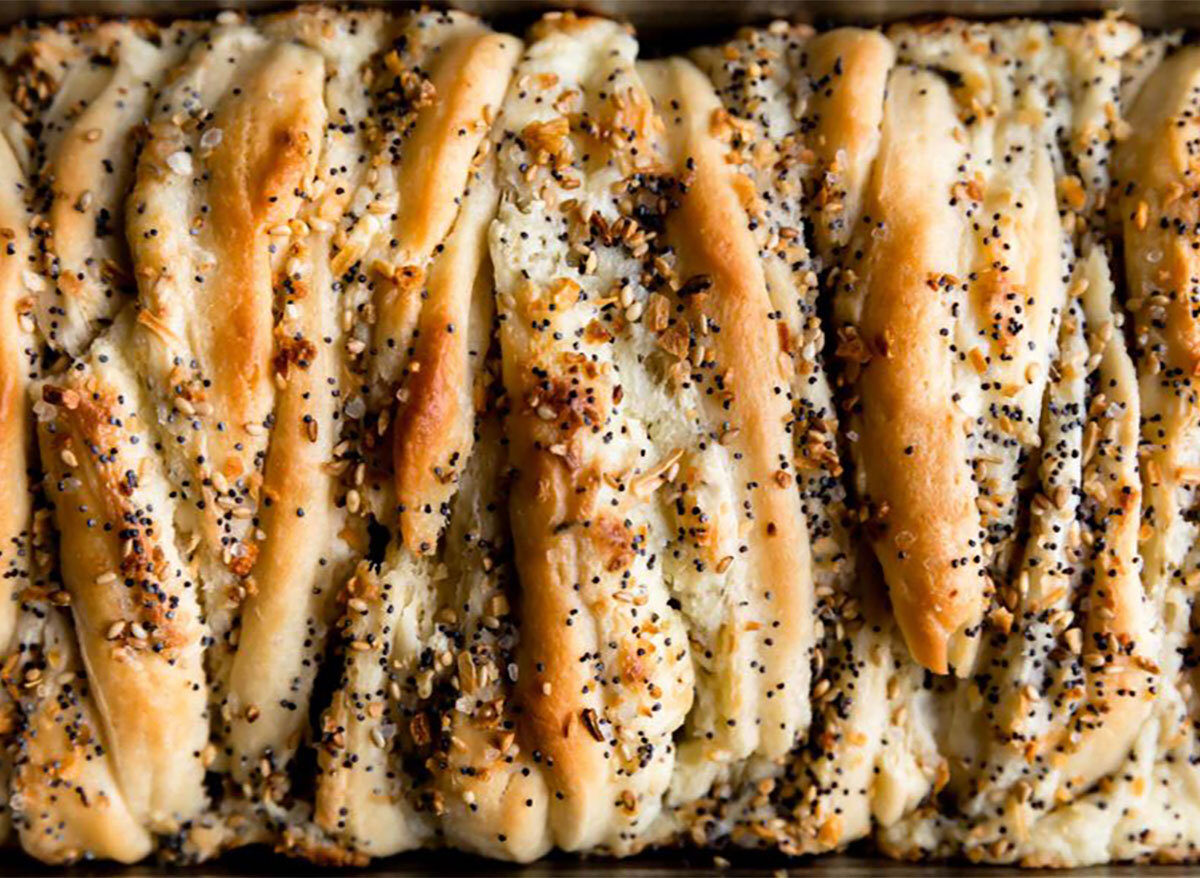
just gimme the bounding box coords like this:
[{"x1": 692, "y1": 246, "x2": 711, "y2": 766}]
[{"x1": 2, "y1": 5, "x2": 1200, "y2": 870}]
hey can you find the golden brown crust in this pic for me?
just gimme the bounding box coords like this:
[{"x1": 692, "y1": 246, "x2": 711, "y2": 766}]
[
  {"x1": 641, "y1": 55, "x2": 815, "y2": 758},
  {"x1": 1115, "y1": 46, "x2": 1200, "y2": 511},
  {"x1": 1112, "y1": 44, "x2": 1200, "y2": 779},
  {"x1": 203, "y1": 72, "x2": 317, "y2": 430},
  {"x1": 131, "y1": 36, "x2": 324, "y2": 482},
  {"x1": 9, "y1": 610, "x2": 153, "y2": 863},
  {"x1": 842, "y1": 66, "x2": 983, "y2": 674},
  {"x1": 493, "y1": 16, "x2": 694, "y2": 851},
  {"x1": 876, "y1": 20, "x2": 1161, "y2": 867},
  {"x1": 0, "y1": 88, "x2": 33, "y2": 666},
  {"x1": 223, "y1": 233, "x2": 349, "y2": 783},
  {"x1": 803, "y1": 29, "x2": 895, "y2": 252},
  {"x1": 391, "y1": 30, "x2": 521, "y2": 554},
  {"x1": 392, "y1": 301, "x2": 472, "y2": 553},
  {"x1": 36, "y1": 322, "x2": 209, "y2": 832},
  {"x1": 686, "y1": 24, "x2": 939, "y2": 858},
  {"x1": 219, "y1": 3, "x2": 390, "y2": 805},
  {"x1": 508, "y1": 451, "x2": 614, "y2": 842},
  {"x1": 26, "y1": 20, "x2": 200, "y2": 355},
  {"x1": 121, "y1": 27, "x2": 330, "y2": 793},
  {"x1": 306, "y1": 11, "x2": 524, "y2": 862},
  {"x1": 391, "y1": 30, "x2": 515, "y2": 261},
  {"x1": 368, "y1": 25, "x2": 519, "y2": 405},
  {"x1": 0, "y1": 84, "x2": 39, "y2": 854}
]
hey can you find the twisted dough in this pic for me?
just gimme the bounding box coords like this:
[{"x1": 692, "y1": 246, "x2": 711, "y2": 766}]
[{"x1": 4, "y1": 7, "x2": 1200, "y2": 871}]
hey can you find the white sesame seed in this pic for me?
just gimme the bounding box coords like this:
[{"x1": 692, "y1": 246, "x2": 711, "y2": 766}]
[
  {"x1": 166, "y1": 151, "x2": 193, "y2": 175},
  {"x1": 199, "y1": 128, "x2": 223, "y2": 151}
]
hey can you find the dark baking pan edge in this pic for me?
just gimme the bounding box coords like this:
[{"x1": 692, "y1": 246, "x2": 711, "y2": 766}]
[
  {"x1": 6, "y1": 847, "x2": 1200, "y2": 877},
  {"x1": 0, "y1": 1, "x2": 1198, "y2": 53}
]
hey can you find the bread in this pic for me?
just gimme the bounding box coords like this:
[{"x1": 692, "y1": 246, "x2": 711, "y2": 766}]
[
  {"x1": 14, "y1": 20, "x2": 199, "y2": 357},
  {"x1": 0, "y1": 57, "x2": 37, "y2": 855},
  {"x1": 684, "y1": 24, "x2": 937, "y2": 856},
  {"x1": 5, "y1": 4, "x2": 1200, "y2": 870},
  {"x1": 312, "y1": 8, "x2": 522, "y2": 859}
]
